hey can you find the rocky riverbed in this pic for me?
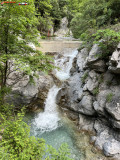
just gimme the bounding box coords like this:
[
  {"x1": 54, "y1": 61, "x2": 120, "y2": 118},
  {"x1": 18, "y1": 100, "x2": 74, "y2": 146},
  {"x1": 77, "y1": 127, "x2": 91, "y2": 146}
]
[{"x1": 6, "y1": 40, "x2": 120, "y2": 159}]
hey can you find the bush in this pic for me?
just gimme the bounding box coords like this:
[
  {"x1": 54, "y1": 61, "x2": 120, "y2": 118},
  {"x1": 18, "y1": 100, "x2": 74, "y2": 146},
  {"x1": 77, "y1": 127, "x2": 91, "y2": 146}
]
[
  {"x1": 93, "y1": 87, "x2": 99, "y2": 95},
  {"x1": 106, "y1": 93, "x2": 113, "y2": 102},
  {"x1": 93, "y1": 29, "x2": 120, "y2": 58},
  {"x1": 0, "y1": 110, "x2": 73, "y2": 160}
]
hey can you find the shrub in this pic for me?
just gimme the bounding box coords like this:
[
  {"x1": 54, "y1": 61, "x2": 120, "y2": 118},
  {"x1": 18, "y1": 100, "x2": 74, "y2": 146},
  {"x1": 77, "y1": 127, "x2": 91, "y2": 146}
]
[
  {"x1": 106, "y1": 93, "x2": 113, "y2": 102},
  {"x1": 0, "y1": 110, "x2": 73, "y2": 160},
  {"x1": 93, "y1": 87, "x2": 99, "y2": 95},
  {"x1": 93, "y1": 29, "x2": 120, "y2": 58}
]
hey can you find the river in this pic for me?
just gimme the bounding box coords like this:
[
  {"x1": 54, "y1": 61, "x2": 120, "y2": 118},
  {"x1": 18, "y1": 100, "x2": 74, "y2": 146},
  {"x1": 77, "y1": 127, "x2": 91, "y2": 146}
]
[{"x1": 26, "y1": 44, "x2": 108, "y2": 160}]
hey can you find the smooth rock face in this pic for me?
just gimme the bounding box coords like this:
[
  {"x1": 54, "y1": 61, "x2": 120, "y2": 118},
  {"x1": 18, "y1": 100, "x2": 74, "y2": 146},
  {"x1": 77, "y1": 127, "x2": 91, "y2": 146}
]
[
  {"x1": 96, "y1": 90, "x2": 112, "y2": 115},
  {"x1": 56, "y1": 73, "x2": 83, "y2": 112},
  {"x1": 78, "y1": 94, "x2": 95, "y2": 115},
  {"x1": 95, "y1": 129, "x2": 111, "y2": 150},
  {"x1": 106, "y1": 101, "x2": 120, "y2": 121},
  {"x1": 77, "y1": 48, "x2": 89, "y2": 71},
  {"x1": 6, "y1": 72, "x2": 54, "y2": 108},
  {"x1": 103, "y1": 139, "x2": 120, "y2": 156},
  {"x1": 86, "y1": 78, "x2": 99, "y2": 94},
  {"x1": 87, "y1": 44, "x2": 102, "y2": 64}
]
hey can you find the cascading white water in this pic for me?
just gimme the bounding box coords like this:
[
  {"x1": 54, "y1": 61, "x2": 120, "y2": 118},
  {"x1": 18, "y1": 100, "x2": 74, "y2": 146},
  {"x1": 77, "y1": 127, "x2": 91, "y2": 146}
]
[
  {"x1": 55, "y1": 49, "x2": 78, "y2": 81},
  {"x1": 34, "y1": 48, "x2": 78, "y2": 134},
  {"x1": 34, "y1": 85, "x2": 60, "y2": 133}
]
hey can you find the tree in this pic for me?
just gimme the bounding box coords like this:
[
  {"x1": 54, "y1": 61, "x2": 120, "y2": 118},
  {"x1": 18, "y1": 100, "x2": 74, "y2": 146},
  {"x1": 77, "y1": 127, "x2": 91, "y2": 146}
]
[
  {"x1": 50, "y1": 0, "x2": 61, "y2": 31},
  {"x1": 35, "y1": 0, "x2": 53, "y2": 34},
  {"x1": 70, "y1": 0, "x2": 112, "y2": 38},
  {"x1": 0, "y1": 0, "x2": 55, "y2": 103},
  {"x1": 0, "y1": 110, "x2": 73, "y2": 160}
]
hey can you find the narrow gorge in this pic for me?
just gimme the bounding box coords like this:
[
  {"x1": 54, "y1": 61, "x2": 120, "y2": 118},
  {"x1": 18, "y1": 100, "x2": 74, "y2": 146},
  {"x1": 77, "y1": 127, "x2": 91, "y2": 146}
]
[{"x1": 7, "y1": 37, "x2": 120, "y2": 159}]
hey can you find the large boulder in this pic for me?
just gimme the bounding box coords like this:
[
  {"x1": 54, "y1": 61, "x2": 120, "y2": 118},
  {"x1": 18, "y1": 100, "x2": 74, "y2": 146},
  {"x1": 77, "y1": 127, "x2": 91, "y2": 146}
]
[
  {"x1": 6, "y1": 72, "x2": 54, "y2": 108},
  {"x1": 56, "y1": 73, "x2": 83, "y2": 112},
  {"x1": 78, "y1": 93, "x2": 95, "y2": 116},
  {"x1": 95, "y1": 89, "x2": 112, "y2": 115},
  {"x1": 86, "y1": 44, "x2": 102, "y2": 64},
  {"x1": 103, "y1": 139, "x2": 120, "y2": 157},
  {"x1": 85, "y1": 70, "x2": 99, "y2": 94}
]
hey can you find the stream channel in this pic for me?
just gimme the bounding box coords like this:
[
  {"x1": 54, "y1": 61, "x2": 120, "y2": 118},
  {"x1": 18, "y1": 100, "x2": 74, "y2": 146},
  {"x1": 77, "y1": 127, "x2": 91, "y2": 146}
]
[{"x1": 26, "y1": 46, "x2": 108, "y2": 160}]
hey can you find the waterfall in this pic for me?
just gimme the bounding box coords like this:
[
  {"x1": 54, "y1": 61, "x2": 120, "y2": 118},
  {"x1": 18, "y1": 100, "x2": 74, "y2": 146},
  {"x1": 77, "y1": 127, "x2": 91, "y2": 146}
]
[
  {"x1": 34, "y1": 48, "x2": 78, "y2": 134},
  {"x1": 34, "y1": 85, "x2": 60, "y2": 133},
  {"x1": 55, "y1": 49, "x2": 78, "y2": 81}
]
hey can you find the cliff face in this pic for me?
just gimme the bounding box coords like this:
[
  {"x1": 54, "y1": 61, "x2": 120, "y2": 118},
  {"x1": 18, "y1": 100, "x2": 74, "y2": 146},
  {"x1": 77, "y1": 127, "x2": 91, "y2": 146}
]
[{"x1": 56, "y1": 44, "x2": 120, "y2": 159}]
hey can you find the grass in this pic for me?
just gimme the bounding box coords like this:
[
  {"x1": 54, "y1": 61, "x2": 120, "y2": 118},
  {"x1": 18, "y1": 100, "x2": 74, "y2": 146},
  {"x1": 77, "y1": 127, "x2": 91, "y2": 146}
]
[
  {"x1": 106, "y1": 93, "x2": 113, "y2": 102},
  {"x1": 93, "y1": 87, "x2": 99, "y2": 95},
  {"x1": 81, "y1": 72, "x2": 88, "y2": 83}
]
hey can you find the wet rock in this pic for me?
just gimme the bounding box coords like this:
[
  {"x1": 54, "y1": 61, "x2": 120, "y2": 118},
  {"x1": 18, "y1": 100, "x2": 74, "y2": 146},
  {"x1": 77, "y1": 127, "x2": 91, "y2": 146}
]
[
  {"x1": 103, "y1": 139, "x2": 120, "y2": 157},
  {"x1": 79, "y1": 114, "x2": 95, "y2": 133},
  {"x1": 56, "y1": 73, "x2": 83, "y2": 112},
  {"x1": 70, "y1": 57, "x2": 77, "y2": 75},
  {"x1": 111, "y1": 120, "x2": 120, "y2": 129},
  {"x1": 65, "y1": 110, "x2": 79, "y2": 121}
]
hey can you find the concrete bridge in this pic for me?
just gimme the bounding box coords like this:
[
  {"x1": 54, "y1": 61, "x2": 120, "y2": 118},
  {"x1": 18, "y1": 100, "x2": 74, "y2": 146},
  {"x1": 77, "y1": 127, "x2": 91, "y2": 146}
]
[{"x1": 37, "y1": 40, "x2": 81, "y2": 53}]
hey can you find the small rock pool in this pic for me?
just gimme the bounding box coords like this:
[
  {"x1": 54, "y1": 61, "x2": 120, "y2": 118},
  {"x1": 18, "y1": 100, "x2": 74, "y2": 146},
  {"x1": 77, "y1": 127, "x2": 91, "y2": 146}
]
[{"x1": 25, "y1": 111, "x2": 108, "y2": 160}]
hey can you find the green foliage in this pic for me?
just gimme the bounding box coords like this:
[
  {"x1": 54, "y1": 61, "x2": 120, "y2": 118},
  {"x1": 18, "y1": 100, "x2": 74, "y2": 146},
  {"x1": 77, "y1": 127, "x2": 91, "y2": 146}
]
[
  {"x1": 81, "y1": 72, "x2": 88, "y2": 83},
  {"x1": 0, "y1": 110, "x2": 73, "y2": 160},
  {"x1": 106, "y1": 93, "x2": 114, "y2": 102},
  {"x1": 0, "y1": 110, "x2": 45, "y2": 160},
  {"x1": 0, "y1": 0, "x2": 56, "y2": 104},
  {"x1": 41, "y1": 35, "x2": 47, "y2": 39},
  {"x1": 46, "y1": 144, "x2": 72, "y2": 160},
  {"x1": 70, "y1": 0, "x2": 120, "y2": 38},
  {"x1": 93, "y1": 87, "x2": 99, "y2": 96},
  {"x1": 93, "y1": 29, "x2": 120, "y2": 58},
  {"x1": 35, "y1": 0, "x2": 53, "y2": 33}
]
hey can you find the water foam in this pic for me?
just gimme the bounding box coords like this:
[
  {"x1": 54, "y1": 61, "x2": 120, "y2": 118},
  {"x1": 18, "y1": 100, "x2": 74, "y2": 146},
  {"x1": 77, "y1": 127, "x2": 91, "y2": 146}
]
[
  {"x1": 34, "y1": 48, "x2": 78, "y2": 133},
  {"x1": 34, "y1": 85, "x2": 60, "y2": 133},
  {"x1": 55, "y1": 49, "x2": 78, "y2": 81}
]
